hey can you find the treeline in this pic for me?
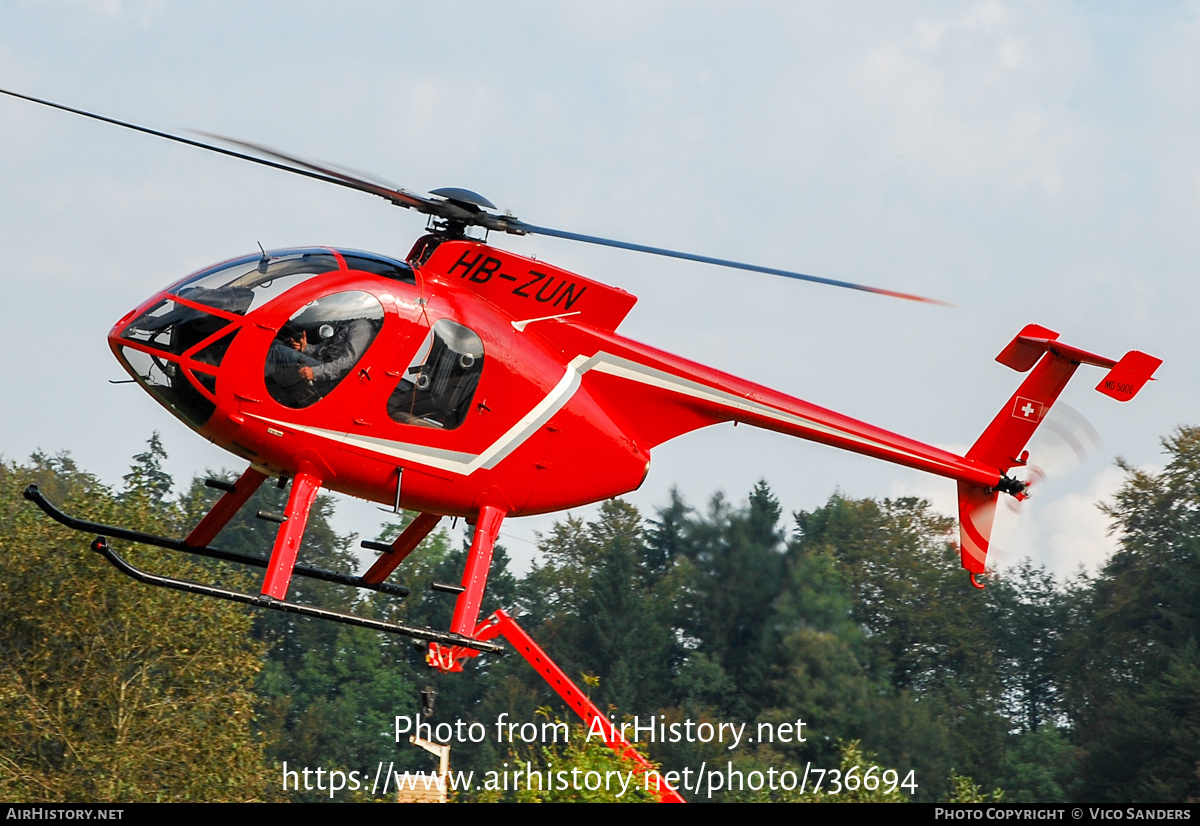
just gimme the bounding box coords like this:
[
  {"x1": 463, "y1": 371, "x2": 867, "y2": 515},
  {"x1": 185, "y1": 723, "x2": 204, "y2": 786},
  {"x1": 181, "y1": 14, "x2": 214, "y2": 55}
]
[{"x1": 2, "y1": 428, "x2": 1198, "y2": 803}]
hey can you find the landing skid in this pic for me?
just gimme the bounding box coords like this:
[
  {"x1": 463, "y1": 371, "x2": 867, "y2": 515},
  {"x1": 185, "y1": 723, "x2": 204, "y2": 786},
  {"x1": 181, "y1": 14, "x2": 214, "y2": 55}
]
[
  {"x1": 90, "y1": 536, "x2": 501, "y2": 651},
  {"x1": 24, "y1": 484, "x2": 500, "y2": 652},
  {"x1": 24, "y1": 484, "x2": 409, "y2": 597}
]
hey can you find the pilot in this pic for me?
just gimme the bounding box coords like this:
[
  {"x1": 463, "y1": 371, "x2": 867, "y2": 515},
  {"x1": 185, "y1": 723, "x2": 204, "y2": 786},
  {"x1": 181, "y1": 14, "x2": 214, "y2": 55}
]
[
  {"x1": 264, "y1": 324, "x2": 321, "y2": 408},
  {"x1": 298, "y1": 317, "x2": 374, "y2": 396},
  {"x1": 264, "y1": 293, "x2": 381, "y2": 407}
]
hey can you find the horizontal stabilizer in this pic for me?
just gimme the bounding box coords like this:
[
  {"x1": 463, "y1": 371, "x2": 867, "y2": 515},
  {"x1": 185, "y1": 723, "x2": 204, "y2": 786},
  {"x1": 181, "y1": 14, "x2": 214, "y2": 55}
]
[
  {"x1": 996, "y1": 324, "x2": 1060, "y2": 372},
  {"x1": 1095, "y1": 351, "x2": 1161, "y2": 402}
]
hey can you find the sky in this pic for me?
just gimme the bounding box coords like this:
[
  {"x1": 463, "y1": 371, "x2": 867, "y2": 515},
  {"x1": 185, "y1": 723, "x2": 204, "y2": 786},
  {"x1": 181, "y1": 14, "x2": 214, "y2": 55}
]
[{"x1": 2, "y1": 1, "x2": 1198, "y2": 580}]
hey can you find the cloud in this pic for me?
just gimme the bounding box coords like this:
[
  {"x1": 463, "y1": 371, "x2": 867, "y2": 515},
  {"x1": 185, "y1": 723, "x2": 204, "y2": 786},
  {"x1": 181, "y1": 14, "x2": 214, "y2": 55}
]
[
  {"x1": 853, "y1": 3, "x2": 1078, "y2": 197},
  {"x1": 990, "y1": 465, "x2": 1127, "y2": 575}
]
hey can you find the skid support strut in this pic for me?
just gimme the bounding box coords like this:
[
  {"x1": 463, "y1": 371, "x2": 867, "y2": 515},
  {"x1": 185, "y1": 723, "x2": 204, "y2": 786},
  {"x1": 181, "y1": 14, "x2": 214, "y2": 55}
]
[
  {"x1": 451, "y1": 504, "x2": 505, "y2": 636},
  {"x1": 428, "y1": 504, "x2": 505, "y2": 672},
  {"x1": 185, "y1": 467, "x2": 267, "y2": 548},
  {"x1": 361, "y1": 513, "x2": 443, "y2": 585},
  {"x1": 260, "y1": 470, "x2": 321, "y2": 600},
  {"x1": 473, "y1": 609, "x2": 686, "y2": 803}
]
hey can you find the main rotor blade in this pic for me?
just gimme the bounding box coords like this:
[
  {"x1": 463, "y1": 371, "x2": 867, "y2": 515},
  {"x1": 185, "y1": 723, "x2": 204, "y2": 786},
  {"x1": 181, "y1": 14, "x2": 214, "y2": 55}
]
[
  {"x1": 511, "y1": 221, "x2": 950, "y2": 305},
  {"x1": 192, "y1": 131, "x2": 440, "y2": 212},
  {"x1": 0, "y1": 87, "x2": 432, "y2": 211},
  {"x1": 2, "y1": 87, "x2": 948, "y2": 305}
]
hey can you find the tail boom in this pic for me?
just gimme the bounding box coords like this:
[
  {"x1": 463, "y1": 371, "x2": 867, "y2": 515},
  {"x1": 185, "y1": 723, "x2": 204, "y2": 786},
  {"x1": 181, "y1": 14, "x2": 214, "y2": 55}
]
[
  {"x1": 575, "y1": 337, "x2": 1006, "y2": 488},
  {"x1": 573, "y1": 322, "x2": 1157, "y2": 578},
  {"x1": 577, "y1": 327, "x2": 1009, "y2": 489}
]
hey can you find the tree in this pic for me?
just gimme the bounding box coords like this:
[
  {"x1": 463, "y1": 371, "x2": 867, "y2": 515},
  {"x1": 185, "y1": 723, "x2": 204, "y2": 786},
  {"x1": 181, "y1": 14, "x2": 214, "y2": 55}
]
[
  {"x1": 668, "y1": 483, "x2": 787, "y2": 719},
  {"x1": 727, "y1": 740, "x2": 914, "y2": 803},
  {"x1": 1065, "y1": 427, "x2": 1200, "y2": 802},
  {"x1": 120, "y1": 433, "x2": 174, "y2": 510},
  {"x1": 520, "y1": 499, "x2": 680, "y2": 715},
  {"x1": 988, "y1": 561, "x2": 1072, "y2": 734},
  {"x1": 0, "y1": 452, "x2": 275, "y2": 802},
  {"x1": 795, "y1": 495, "x2": 994, "y2": 695},
  {"x1": 993, "y1": 727, "x2": 1078, "y2": 804},
  {"x1": 759, "y1": 524, "x2": 892, "y2": 769},
  {"x1": 785, "y1": 493, "x2": 1008, "y2": 798}
]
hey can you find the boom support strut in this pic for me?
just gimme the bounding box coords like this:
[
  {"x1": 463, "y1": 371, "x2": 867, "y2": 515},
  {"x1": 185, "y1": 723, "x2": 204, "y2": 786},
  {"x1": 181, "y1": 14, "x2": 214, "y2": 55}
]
[{"x1": 471, "y1": 609, "x2": 687, "y2": 803}]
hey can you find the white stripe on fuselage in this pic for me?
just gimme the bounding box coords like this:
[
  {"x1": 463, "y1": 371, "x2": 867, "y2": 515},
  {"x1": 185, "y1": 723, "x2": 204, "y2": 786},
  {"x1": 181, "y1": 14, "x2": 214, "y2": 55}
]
[
  {"x1": 588, "y1": 355, "x2": 937, "y2": 466},
  {"x1": 247, "y1": 352, "x2": 936, "y2": 477}
]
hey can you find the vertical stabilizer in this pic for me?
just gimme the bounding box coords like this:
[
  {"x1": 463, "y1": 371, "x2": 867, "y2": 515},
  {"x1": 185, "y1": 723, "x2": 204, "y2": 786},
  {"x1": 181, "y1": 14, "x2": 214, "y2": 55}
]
[
  {"x1": 957, "y1": 324, "x2": 1160, "y2": 579},
  {"x1": 958, "y1": 481, "x2": 998, "y2": 576}
]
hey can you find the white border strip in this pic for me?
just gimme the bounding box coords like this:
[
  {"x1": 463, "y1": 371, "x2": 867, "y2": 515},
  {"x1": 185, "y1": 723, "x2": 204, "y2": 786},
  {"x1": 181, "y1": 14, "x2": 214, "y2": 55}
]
[{"x1": 249, "y1": 352, "x2": 936, "y2": 477}]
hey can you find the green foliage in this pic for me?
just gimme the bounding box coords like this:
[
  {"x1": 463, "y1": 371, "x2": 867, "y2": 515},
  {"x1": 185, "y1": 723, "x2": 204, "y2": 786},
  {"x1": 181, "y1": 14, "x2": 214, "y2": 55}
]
[
  {"x1": 671, "y1": 484, "x2": 786, "y2": 718},
  {"x1": 185, "y1": 478, "x2": 424, "y2": 802},
  {"x1": 120, "y1": 432, "x2": 174, "y2": 510},
  {"x1": 727, "y1": 740, "x2": 911, "y2": 803},
  {"x1": 9, "y1": 424, "x2": 1200, "y2": 804},
  {"x1": 1064, "y1": 427, "x2": 1200, "y2": 803},
  {"x1": 520, "y1": 499, "x2": 681, "y2": 715},
  {"x1": 372, "y1": 517, "x2": 527, "y2": 779},
  {"x1": 994, "y1": 727, "x2": 1078, "y2": 803},
  {"x1": 795, "y1": 495, "x2": 993, "y2": 697},
  {"x1": 782, "y1": 494, "x2": 1006, "y2": 798},
  {"x1": 988, "y1": 562, "x2": 1072, "y2": 734},
  {"x1": 0, "y1": 449, "x2": 274, "y2": 802},
  {"x1": 792, "y1": 741, "x2": 912, "y2": 803},
  {"x1": 942, "y1": 770, "x2": 1004, "y2": 804},
  {"x1": 759, "y1": 535, "x2": 882, "y2": 768}
]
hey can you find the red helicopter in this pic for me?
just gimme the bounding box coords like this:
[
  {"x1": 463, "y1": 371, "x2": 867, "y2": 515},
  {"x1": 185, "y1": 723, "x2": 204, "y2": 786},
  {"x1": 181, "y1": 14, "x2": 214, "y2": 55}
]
[{"x1": 7, "y1": 88, "x2": 1161, "y2": 675}]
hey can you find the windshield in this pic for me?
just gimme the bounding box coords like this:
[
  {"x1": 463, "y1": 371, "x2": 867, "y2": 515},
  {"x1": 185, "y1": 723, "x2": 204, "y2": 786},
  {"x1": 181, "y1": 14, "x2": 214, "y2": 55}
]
[{"x1": 169, "y1": 249, "x2": 342, "y2": 316}]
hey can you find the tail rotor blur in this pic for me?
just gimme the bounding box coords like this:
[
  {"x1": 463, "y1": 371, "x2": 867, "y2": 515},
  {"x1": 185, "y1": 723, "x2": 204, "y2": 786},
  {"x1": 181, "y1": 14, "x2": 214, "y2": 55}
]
[{"x1": 1004, "y1": 403, "x2": 1102, "y2": 514}]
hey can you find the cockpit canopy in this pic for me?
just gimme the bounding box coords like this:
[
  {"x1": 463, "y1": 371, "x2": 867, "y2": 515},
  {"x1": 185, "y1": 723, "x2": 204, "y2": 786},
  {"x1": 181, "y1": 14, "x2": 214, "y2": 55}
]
[
  {"x1": 115, "y1": 247, "x2": 413, "y2": 428},
  {"x1": 166, "y1": 247, "x2": 413, "y2": 316}
]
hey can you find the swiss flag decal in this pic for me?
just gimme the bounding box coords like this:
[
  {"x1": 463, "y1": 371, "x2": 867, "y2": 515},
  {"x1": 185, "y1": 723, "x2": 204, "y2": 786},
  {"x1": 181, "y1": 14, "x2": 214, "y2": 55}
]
[{"x1": 1012, "y1": 397, "x2": 1046, "y2": 422}]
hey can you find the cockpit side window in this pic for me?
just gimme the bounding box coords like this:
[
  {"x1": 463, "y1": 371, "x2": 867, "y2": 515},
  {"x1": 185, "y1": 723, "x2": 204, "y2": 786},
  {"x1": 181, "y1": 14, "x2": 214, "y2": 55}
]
[
  {"x1": 264, "y1": 291, "x2": 384, "y2": 409},
  {"x1": 340, "y1": 252, "x2": 416, "y2": 284},
  {"x1": 386, "y1": 319, "x2": 484, "y2": 430}
]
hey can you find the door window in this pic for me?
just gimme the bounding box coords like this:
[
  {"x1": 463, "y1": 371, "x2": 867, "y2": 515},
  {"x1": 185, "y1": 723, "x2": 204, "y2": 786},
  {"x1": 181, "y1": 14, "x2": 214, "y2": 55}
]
[{"x1": 386, "y1": 319, "x2": 484, "y2": 430}]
